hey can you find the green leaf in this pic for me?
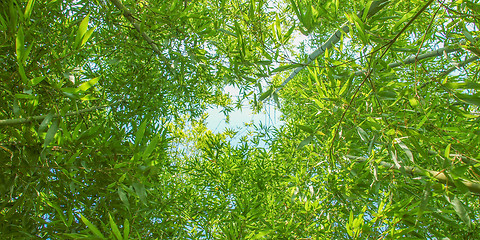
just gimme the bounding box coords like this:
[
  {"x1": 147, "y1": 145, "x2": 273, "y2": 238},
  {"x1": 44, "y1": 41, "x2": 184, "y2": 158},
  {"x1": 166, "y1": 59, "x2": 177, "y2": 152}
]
[
  {"x1": 123, "y1": 219, "x2": 130, "y2": 240},
  {"x1": 38, "y1": 113, "x2": 54, "y2": 133},
  {"x1": 357, "y1": 127, "x2": 369, "y2": 142},
  {"x1": 46, "y1": 200, "x2": 67, "y2": 226},
  {"x1": 444, "y1": 143, "x2": 451, "y2": 159},
  {"x1": 44, "y1": 119, "x2": 59, "y2": 148},
  {"x1": 462, "y1": 26, "x2": 475, "y2": 43},
  {"x1": 451, "y1": 165, "x2": 469, "y2": 178},
  {"x1": 80, "y1": 214, "x2": 105, "y2": 238},
  {"x1": 133, "y1": 182, "x2": 147, "y2": 204},
  {"x1": 81, "y1": 26, "x2": 96, "y2": 46},
  {"x1": 252, "y1": 230, "x2": 271, "y2": 239},
  {"x1": 135, "y1": 118, "x2": 149, "y2": 147},
  {"x1": 80, "y1": 94, "x2": 98, "y2": 101},
  {"x1": 24, "y1": 0, "x2": 36, "y2": 20},
  {"x1": 445, "y1": 82, "x2": 480, "y2": 90},
  {"x1": 143, "y1": 135, "x2": 160, "y2": 159},
  {"x1": 297, "y1": 135, "x2": 314, "y2": 149},
  {"x1": 14, "y1": 93, "x2": 35, "y2": 99},
  {"x1": 109, "y1": 213, "x2": 123, "y2": 240},
  {"x1": 118, "y1": 186, "x2": 129, "y2": 208},
  {"x1": 16, "y1": 27, "x2": 24, "y2": 63},
  {"x1": 17, "y1": 63, "x2": 28, "y2": 83},
  {"x1": 451, "y1": 197, "x2": 471, "y2": 229},
  {"x1": 258, "y1": 87, "x2": 273, "y2": 102},
  {"x1": 393, "y1": 8, "x2": 416, "y2": 31},
  {"x1": 218, "y1": 28, "x2": 237, "y2": 37},
  {"x1": 78, "y1": 77, "x2": 99, "y2": 92},
  {"x1": 30, "y1": 76, "x2": 46, "y2": 86},
  {"x1": 297, "y1": 124, "x2": 314, "y2": 134},
  {"x1": 78, "y1": 14, "x2": 90, "y2": 38},
  {"x1": 457, "y1": 94, "x2": 480, "y2": 107},
  {"x1": 75, "y1": 14, "x2": 90, "y2": 48},
  {"x1": 282, "y1": 24, "x2": 295, "y2": 44}
]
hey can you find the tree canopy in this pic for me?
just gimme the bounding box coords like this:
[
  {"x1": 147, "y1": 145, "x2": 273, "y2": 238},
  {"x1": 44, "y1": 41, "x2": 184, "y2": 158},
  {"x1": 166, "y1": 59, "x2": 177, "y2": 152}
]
[{"x1": 1, "y1": 0, "x2": 480, "y2": 239}]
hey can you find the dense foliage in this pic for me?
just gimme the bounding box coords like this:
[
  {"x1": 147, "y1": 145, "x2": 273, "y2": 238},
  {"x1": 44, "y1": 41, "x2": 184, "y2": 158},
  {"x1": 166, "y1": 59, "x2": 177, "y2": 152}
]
[{"x1": 1, "y1": 0, "x2": 480, "y2": 239}]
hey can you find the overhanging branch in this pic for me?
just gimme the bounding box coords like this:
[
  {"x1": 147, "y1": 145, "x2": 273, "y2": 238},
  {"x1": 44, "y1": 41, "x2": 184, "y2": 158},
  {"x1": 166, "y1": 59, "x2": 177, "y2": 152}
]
[
  {"x1": 350, "y1": 156, "x2": 480, "y2": 194},
  {"x1": 354, "y1": 47, "x2": 462, "y2": 76},
  {"x1": 0, "y1": 101, "x2": 122, "y2": 126},
  {"x1": 269, "y1": 0, "x2": 390, "y2": 98},
  {"x1": 109, "y1": 0, "x2": 172, "y2": 70}
]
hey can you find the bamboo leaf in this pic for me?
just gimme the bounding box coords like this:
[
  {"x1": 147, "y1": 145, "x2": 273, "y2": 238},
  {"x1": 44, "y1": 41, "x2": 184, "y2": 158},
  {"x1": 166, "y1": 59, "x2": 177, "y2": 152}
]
[
  {"x1": 297, "y1": 135, "x2": 314, "y2": 149},
  {"x1": 135, "y1": 118, "x2": 148, "y2": 147},
  {"x1": 24, "y1": 0, "x2": 36, "y2": 20},
  {"x1": 143, "y1": 135, "x2": 160, "y2": 159},
  {"x1": 80, "y1": 214, "x2": 105, "y2": 238},
  {"x1": 123, "y1": 219, "x2": 130, "y2": 239},
  {"x1": 133, "y1": 182, "x2": 147, "y2": 204},
  {"x1": 457, "y1": 94, "x2": 480, "y2": 107},
  {"x1": 393, "y1": 8, "x2": 416, "y2": 31},
  {"x1": 30, "y1": 76, "x2": 46, "y2": 86},
  {"x1": 44, "y1": 119, "x2": 59, "y2": 148},
  {"x1": 78, "y1": 14, "x2": 90, "y2": 38},
  {"x1": 297, "y1": 124, "x2": 314, "y2": 134},
  {"x1": 258, "y1": 87, "x2": 273, "y2": 102},
  {"x1": 78, "y1": 77, "x2": 99, "y2": 92},
  {"x1": 451, "y1": 197, "x2": 471, "y2": 229},
  {"x1": 118, "y1": 186, "x2": 129, "y2": 208},
  {"x1": 109, "y1": 213, "x2": 123, "y2": 240},
  {"x1": 81, "y1": 26, "x2": 96, "y2": 47},
  {"x1": 75, "y1": 14, "x2": 90, "y2": 48},
  {"x1": 16, "y1": 27, "x2": 24, "y2": 63},
  {"x1": 38, "y1": 112, "x2": 54, "y2": 133}
]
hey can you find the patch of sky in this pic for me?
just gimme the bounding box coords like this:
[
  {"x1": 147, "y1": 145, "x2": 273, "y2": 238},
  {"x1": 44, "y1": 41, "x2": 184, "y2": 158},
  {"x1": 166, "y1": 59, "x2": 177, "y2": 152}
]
[
  {"x1": 204, "y1": 28, "x2": 312, "y2": 146},
  {"x1": 206, "y1": 84, "x2": 283, "y2": 147}
]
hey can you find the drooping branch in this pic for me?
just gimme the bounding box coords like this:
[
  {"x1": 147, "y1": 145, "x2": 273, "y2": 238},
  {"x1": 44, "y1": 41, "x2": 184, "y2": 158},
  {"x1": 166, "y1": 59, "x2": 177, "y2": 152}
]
[
  {"x1": 350, "y1": 156, "x2": 480, "y2": 194},
  {"x1": 269, "y1": 0, "x2": 390, "y2": 98},
  {"x1": 354, "y1": 47, "x2": 462, "y2": 76},
  {"x1": 109, "y1": 0, "x2": 171, "y2": 70},
  {"x1": 0, "y1": 101, "x2": 122, "y2": 126}
]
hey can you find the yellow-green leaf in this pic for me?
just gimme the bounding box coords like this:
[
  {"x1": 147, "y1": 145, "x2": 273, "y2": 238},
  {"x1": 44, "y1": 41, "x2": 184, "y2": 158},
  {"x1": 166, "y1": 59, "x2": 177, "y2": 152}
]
[
  {"x1": 16, "y1": 27, "x2": 24, "y2": 62},
  {"x1": 30, "y1": 76, "x2": 46, "y2": 86},
  {"x1": 77, "y1": 77, "x2": 99, "y2": 92},
  {"x1": 109, "y1": 213, "x2": 123, "y2": 240},
  {"x1": 24, "y1": 0, "x2": 36, "y2": 20},
  {"x1": 78, "y1": 14, "x2": 90, "y2": 38},
  {"x1": 81, "y1": 26, "x2": 96, "y2": 46}
]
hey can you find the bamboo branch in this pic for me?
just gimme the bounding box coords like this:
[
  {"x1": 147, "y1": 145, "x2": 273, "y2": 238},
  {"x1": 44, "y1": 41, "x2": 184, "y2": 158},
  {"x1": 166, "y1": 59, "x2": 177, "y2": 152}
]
[
  {"x1": 354, "y1": 47, "x2": 462, "y2": 76},
  {"x1": 270, "y1": 0, "x2": 390, "y2": 98},
  {"x1": 109, "y1": 0, "x2": 172, "y2": 70},
  {"x1": 349, "y1": 156, "x2": 480, "y2": 194},
  {"x1": 0, "y1": 101, "x2": 122, "y2": 126}
]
